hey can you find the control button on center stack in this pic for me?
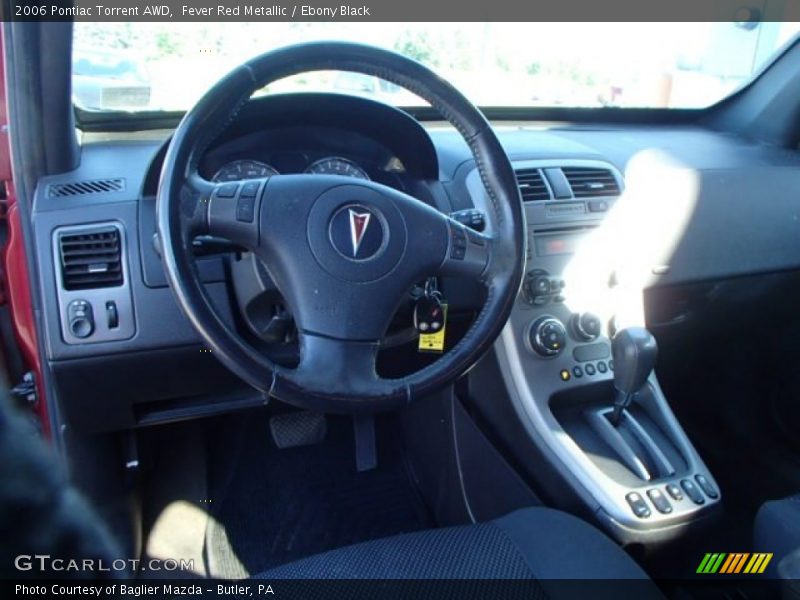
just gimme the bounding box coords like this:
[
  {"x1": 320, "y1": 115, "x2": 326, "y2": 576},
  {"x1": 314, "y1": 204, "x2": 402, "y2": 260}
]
[
  {"x1": 571, "y1": 312, "x2": 602, "y2": 341},
  {"x1": 665, "y1": 483, "x2": 683, "y2": 501},
  {"x1": 625, "y1": 492, "x2": 651, "y2": 518},
  {"x1": 695, "y1": 474, "x2": 719, "y2": 499},
  {"x1": 681, "y1": 478, "x2": 706, "y2": 505},
  {"x1": 529, "y1": 317, "x2": 567, "y2": 357},
  {"x1": 533, "y1": 277, "x2": 550, "y2": 294},
  {"x1": 647, "y1": 488, "x2": 673, "y2": 514}
]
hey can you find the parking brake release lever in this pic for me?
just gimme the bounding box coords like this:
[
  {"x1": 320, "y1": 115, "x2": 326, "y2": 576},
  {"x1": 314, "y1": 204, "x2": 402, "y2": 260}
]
[{"x1": 610, "y1": 327, "x2": 658, "y2": 426}]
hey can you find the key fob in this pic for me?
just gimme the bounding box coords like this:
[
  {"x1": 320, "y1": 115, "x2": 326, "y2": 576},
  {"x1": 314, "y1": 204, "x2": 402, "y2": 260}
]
[{"x1": 414, "y1": 295, "x2": 444, "y2": 333}]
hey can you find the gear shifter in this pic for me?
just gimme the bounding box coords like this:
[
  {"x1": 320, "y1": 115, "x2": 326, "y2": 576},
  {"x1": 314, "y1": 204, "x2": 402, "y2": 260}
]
[{"x1": 610, "y1": 327, "x2": 658, "y2": 426}]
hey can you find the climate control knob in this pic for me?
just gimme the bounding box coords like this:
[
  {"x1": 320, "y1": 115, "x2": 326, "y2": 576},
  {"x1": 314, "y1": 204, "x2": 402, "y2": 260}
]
[
  {"x1": 571, "y1": 312, "x2": 602, "y2": 342},
  {"x1": 529, "y1": 316, "x2": 567, "y2": 357}
]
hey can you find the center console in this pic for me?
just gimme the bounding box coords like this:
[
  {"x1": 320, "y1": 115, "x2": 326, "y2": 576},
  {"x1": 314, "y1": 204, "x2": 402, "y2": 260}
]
[{"x1": 467, "y1": 159, "x2": 721, "y2": 542}]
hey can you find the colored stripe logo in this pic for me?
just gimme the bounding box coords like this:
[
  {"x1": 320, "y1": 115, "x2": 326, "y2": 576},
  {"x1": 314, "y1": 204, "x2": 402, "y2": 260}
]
[{"x1": 696, "y1": 553, "x2": 773, "y2": 574}]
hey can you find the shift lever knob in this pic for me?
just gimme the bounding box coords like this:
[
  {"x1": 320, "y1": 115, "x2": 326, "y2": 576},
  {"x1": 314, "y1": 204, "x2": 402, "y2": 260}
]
[{"x1": 610, "y1": 327, "x2": 658, "y2": 425}]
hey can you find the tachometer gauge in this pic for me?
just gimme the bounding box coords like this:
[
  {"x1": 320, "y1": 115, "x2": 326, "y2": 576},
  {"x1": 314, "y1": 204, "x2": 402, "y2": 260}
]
[
  {"x1": 212, "y1": 160, "x2": 279, "y2": 182},
  {"x1": 304, "y1": 157, "x2": 370, "y2": 180}
]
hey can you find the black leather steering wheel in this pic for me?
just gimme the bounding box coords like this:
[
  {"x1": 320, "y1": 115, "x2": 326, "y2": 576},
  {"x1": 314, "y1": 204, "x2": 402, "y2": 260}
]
[{"x1": 156, "y1": 42, "x2": 525, "y2": 413}]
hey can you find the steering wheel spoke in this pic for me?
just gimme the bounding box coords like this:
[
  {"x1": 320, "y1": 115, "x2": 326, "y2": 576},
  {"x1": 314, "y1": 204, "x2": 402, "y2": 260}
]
[
  {"x1": 294, "y1": 334, "x2": 382, "y2": 399},
  {"x1": 205, "y1": 176, "x2": 266, "y2": 249},
  {"x1": 437, "y1": 218, "x2": 492, "y2": 281}
]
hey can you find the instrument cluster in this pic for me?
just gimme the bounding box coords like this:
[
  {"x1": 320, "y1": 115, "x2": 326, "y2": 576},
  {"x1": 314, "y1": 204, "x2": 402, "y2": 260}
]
[{"x1": 211, "y1": 156, "x2": 371, "y2": 182}]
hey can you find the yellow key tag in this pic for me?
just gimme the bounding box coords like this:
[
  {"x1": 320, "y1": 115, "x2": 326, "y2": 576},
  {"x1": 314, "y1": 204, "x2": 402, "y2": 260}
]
[{"x1": 418, "y1": 304, "x2": 447, "y2": 353}]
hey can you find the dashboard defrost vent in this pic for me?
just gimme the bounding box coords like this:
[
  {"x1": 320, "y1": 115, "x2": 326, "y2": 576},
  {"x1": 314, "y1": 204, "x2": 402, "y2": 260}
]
[
  {"x1": 58, "y1": 226, "x2": 123, "y2": 291},
  {"x1": 48, "y1": 178, "x2": 125, "y2": 198},
  {"x1": 562, "y1": 168, "x2": 620, "y2": 198},
  {"x1": 515, "y1": 168, "x2": 551, "y2": 202}
]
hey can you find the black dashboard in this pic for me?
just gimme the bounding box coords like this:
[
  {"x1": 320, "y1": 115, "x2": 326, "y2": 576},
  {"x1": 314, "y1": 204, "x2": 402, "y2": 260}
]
[{"x1": 31, "y1": 92, "x2": 800, "y2": 433}]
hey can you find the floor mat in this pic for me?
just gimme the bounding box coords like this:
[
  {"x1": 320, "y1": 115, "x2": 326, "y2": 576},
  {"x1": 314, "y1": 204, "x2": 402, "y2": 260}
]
[
  {"x1": 204, "y1": 410, "x2": 434, "y2": 578},
  {"x1": 140, "y1": 420, "x2": 210, "y2": 579}
]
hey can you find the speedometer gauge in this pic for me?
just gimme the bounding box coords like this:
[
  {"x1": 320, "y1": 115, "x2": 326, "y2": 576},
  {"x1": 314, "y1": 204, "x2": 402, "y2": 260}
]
[
  {"x1": 212, "y1": 160, "x2": 279, "y2": 182},
  {"x1": 304, "y1": 157, "x2": 370, "y2": 180}
]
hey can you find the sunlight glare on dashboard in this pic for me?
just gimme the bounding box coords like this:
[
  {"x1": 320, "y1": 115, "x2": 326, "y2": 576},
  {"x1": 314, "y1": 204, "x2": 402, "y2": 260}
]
[{"x1": 561, "y1": 150, "x2": 700, "y2": 330}]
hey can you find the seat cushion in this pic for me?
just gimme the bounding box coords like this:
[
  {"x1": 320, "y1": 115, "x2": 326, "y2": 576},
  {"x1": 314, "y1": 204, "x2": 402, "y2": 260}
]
[
  {"x1": 754, "y1": 493, "x2": 800, "y2": 574},
  {"x1": 255, "y1": 507, "x2": 662, "y2": 598}
]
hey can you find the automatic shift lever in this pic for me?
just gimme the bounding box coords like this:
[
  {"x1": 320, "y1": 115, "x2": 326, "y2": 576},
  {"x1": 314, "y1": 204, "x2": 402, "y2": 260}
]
[{"x1": 610, "y1": 327, "x2": 658, "y2": 426}]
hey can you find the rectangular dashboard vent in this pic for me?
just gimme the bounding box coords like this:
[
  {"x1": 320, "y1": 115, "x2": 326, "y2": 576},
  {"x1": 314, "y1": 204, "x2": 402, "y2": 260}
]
[
  {"x1": 562, "y1": 167, "x2": 620, "y2": 198},
  {"x1": 58, "y1": 226, "x2": 123, "y2": 291},
  {"x1": 515, "y1": 168, "x2": 551, "y2": 202},
  {"x1": 48, "y1": 178, "x2": 125, "y2": 198}
]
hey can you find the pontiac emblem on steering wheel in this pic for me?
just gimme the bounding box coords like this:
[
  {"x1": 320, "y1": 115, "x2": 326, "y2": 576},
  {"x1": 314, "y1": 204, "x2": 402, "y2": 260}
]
[
  {"x1": 348, "y1": 209, "x2": 371, "y2": 257},
  {"x1": 329, "y1": 204, "x2": 385, "y2": 261}
]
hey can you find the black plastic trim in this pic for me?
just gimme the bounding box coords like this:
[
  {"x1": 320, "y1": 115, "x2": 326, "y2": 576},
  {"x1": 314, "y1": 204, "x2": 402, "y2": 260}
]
[{"x1": 78, "y1": 103, "x2": 707, "y2": 133}]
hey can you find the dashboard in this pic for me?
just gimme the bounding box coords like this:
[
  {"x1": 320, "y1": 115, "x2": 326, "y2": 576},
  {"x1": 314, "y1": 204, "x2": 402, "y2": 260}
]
[{"x1": 29, "y1": 92, "x2": 800, "y2": 433}]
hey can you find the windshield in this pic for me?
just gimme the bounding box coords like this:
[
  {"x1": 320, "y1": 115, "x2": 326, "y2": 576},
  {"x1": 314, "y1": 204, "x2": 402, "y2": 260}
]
[{"x1": 73, "y1": 22, "x2": 800, "y2": 113}]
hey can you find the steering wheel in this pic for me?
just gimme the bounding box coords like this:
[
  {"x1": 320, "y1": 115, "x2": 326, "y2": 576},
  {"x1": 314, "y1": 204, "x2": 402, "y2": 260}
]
[{"x1": 157, "y1": 42, "x2": 525, "y2": 413}]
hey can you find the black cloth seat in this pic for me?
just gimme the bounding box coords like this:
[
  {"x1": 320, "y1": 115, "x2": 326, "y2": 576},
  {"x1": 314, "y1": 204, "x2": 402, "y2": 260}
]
[
  {"x1": 256, "y1": 507, "x2": 662, "y2": 598},
  {"x1": 754, "y1": 493, "x2": 800, "y2": 578}
]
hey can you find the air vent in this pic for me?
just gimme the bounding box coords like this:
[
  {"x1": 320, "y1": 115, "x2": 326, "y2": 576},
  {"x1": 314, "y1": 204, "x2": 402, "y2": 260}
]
[
  {"x1": 562, "y1": 168, "x2": 620, "y2": 198},
  {"x1": 515, "y1": 168, "x2": 551, "y2": 202},
  {"x1": 48, "y1": 178, "x2": 125, "y2": 198},
  {"x1": 58, "y1": 226, "x2": 123, "y2": 291}
]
